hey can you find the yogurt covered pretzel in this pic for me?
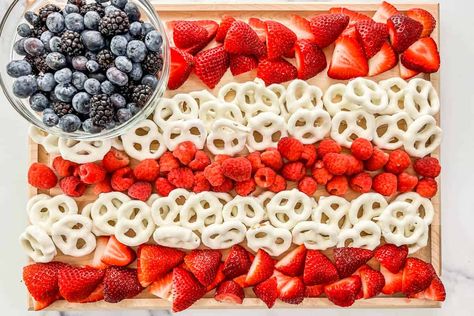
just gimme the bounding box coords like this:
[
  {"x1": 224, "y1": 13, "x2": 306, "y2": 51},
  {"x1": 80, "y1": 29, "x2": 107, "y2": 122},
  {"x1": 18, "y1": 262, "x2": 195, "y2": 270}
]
[
  {"x1": 162, "y1": 119, "x2": 207, "y2": 150},
  {"x1": 115, "y1": 200, "x2": 155, "y2": 246},
  {"x1": 379, "y1": 77, "x2": 408, "y2": 115},
  {"x1": 246, "y1": 222, "x2": 292, "y2": 256},
  {"x1": 153, "y1": 226, "x2": 200, "y2": 250},
  {"x1": 292, "y1": 221, "x2": 339, "y2": 250},
  {"x1": 337, "y1": 220, "x2": 381, "y2": 250},
  {"x1": 330, "y1": 110, "x2": 375, "y2": 147},
  {"x1": 222, "y1": 196, "x2": 265, "y2": 228},
  {"x1": 322, "y1": 83, "x2": 360, "y2": 116},
  {"x1": 190, "y1": 89, "x2": 217, "y2": 106},
  {"x1": 348, "y1": 193, "x2": 388, "y2": 225},
  {"x1": 90, "y1": 192, "x2": 131, "y2": 236},
  {"x1": 373, "y1": 112, "x2": 413, "y2": 150},
  {"x1": 27, "y1": 194, "x2": 50, "y2": 213},
  {"x1": 19, "y1": 225, "x2": 57, "y2": 263},
  {"x1": 344, "y1": 78, "x2": 389, "y2": 114},
  {"x1": 28, "y1": 126, "x2": 60, "y2": 155},
  {"x1": 122, "y1": 119, "x2": 167, "y2": 160},
  {"x1": 151, "y1": 189, "x2": 190, "y2": 227},
  {"x1": 111, "y1": 136, "x2": 124, "y2": 151},
  {"x1": 268, "y1": 83, "x2": 286, "y2": 108},
  {"x1": 198, "y1": 99, "x2": 245, "y2": 130},
  {"x1": 282, "y1": 80, "x2": 323, "y2": 119},
  {"x1": 201, "y1": 220, "x2": 247, "y2": 249},
  {"x1": 267, "y1": 189, "x2": 313, "y2": 229},
  {"x1": 404, "y1": 78, "x2": 440, "y2": 119},
  {"x1": 28, "y1": 194, "x2": 78, "y2": 235},
  {"x1": 403, "y1": 114, "x2": 442, "y2": 157},
  {"x1": 59, "y1": 138, "x2": 111, "y2": 163},
  {"x1": 246, "y1": 112, "x2": 287, "y2": 152},
  {"x1": 180, "y1": 191, "x2": 224, "y2": 232},
  {"x1": 287, "y1": 108, "x2": 331, "y2": 144},
  {"x1": 51, "y1": 214, "x2": 96, "y2": 257},
  {"x1": 311, "y1": 195, "x2": 351, "y2": 230},
  {"x1": 81, "y1": 203, "x2": 108, "y2": 236},
  {"x1": 206, "y1": 119, "x2": 249, "y2": 156},
  {"x1": 153, "y1": 94, "x2": 199, "y2": 127},
  {"x1": 395, "y1": 192, "x2": 435, "y2": 225}
]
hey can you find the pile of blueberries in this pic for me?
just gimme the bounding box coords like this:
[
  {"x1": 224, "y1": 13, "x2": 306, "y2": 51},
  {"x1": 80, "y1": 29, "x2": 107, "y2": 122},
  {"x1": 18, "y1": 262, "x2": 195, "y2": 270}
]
[{"x1": 6, "y1": 0, "x2": 164, "y2": 133}]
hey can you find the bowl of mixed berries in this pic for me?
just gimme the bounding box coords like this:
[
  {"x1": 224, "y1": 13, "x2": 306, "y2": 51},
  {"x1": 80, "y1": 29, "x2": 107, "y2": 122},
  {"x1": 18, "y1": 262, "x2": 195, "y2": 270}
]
[{"x1": 0, "y1": 0, "x2": 169, "y2": 139}]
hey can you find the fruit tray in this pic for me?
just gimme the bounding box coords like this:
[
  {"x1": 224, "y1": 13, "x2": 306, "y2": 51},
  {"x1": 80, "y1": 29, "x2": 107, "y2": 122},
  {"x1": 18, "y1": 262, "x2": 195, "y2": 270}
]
[{"x1": 26, "y1": 1, "x2": 441, "y2": 311}]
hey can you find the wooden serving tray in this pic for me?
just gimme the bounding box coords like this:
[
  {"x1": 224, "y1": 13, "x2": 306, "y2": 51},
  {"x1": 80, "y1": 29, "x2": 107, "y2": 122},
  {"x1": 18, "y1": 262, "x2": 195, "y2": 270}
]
[{"x1": 27, "y1": 1, "x2": 441, "y2": 310}]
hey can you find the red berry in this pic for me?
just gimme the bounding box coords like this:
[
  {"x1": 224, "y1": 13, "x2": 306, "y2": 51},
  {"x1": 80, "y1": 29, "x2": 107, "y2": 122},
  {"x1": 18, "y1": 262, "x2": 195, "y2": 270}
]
[
  {"x1": 323, "y1": 153, "x2": 349, "y2": 175},
  {"x1": 235, "y1": 179, "x2": 256, "y2": 196},
  {"x1": 373, "y1": 172, "x2": 397, "y2": 196},
  {"x1": 397, "y1": 172, "x2": 419, "y2": 192},
  {"x1": 212, "y1": 178, "x2": 234, "y2": 192},
  {"x1": 351, "y1": 138, "x2": 373, "y2": 160},
  {"x1": 172, "y1": 141, "x2": 197, "y2": 165},
  {"x1": 365, "y1": 147, "x2": 389, "y2": 171},
  {"x1": 133, "y1": 159, "x2": 160, "y2": 182},
  {"x1": 301, "y1": 144, "x2": 318, "y2": 167},
  {"x1": 78, "y1": 163, "x2": 106, "y2": 184},
  {"x1": 416, "y1": 177, "x2": 437, "y2": 198},
  {"x1": 128, "y1": 181, "x2": 152, "y2": 201},
  {"x1": 52, "y1": 157, "x2": 78, "y2": 177},
  {"x1": 222, "y1": 157, "x2": 252, "y2": 182},
  {"x1": 350, "y1": 172, "x2": 372, "y2": 193},
  {"x1": 247, "y1": 152, "x2": 265, "y2": 174},
  {"x1": 155, "y1": 177, "x2": 175, "y2": 196},
  {"x1": 93, "y1": 177, "x2": 112, "y2": 195},
  {"x1": 298, "y1": 176, "x2": 318, "y2": 196},
  {"x1": 317, "y1": 139, "x2": 341, "y2": 158},
  {"x1": 159, "y1": 152, "x2": 180, "y2": 175},
  {"x1": 311, "y1": 160, "x2": 333, "y2": 185},
  {"x1": 385, "y1": 149, "x2": 411, "y2": 174},
  {"x1": 188, "y1": 150, "x2": 211, "y2": 171},
  {"x1": 254, "y1": 167, "x2": 276, "y2": 188},
  {"x1": 345, "y1": 155, "x2": 364, "y2": 176},
  {"x1": 28, "y1": 163, "x2": 57, "y2": 189},
  {"x1": 413, "y1": 157, "x2": 441, "y2": 178},
  {"x1": 261, "y1": 148, "x2": 283, "y2": 171},
  {"x1": 168, "y1": 167, "x2": 194, "y2": 189},
  {"x1": 102, "y1": 148, "x2": 130, "y2": 172},
  {"x1": 59, "y1": 176, "x2": 86, "y2": 197},
  {"x1": 214, "y1": 154, "x2": 232, "y2": 164},
  {"x1": 281, "y1": 161, "x2": 306, "y2": 181},
  {"x1": 326, "y1": 175, "x2": 348, "y2": 196},
  {"x1": 278, "y1": 137, "x2": 304, "y2": 161},
  {"x1": 111, "y1": 167, "x2": 135, "y2": 191},
  {"x1": 269, "y1": 174, "x2": 287, "y2": 193},
  {"x1": 204, "y1": 162, "x2": 225, "y2": 186}
]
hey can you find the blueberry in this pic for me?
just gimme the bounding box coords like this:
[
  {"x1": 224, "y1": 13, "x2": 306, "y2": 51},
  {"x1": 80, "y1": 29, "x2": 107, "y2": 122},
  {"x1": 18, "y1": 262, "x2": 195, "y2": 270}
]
[
  {"x1": 141, "y1": 74, "x2": 158, "y2": 89},
  {"x1": 115, "y1": 56, "x2": 132, "y2": 73},
  {"x1": 46, "y1": 52, "x2": 67, "y2": 70},
  {"x1": 126, "y1": 40, "x2": 146, "y2": 62},
  {"x1": 13, "y1": 76, "x2": 37, "y2": 98},
  {"x1": 14, "y1": 38, "x2": 28, "y2": 56},
  {"x1": 145, "y1": 31, "x2": 163, "y2": 52},
  {"x1": 81, "y1": 30, "x2": 105, "y2": 52},
  {"x1": 105, "y1": 120, "x2": 116, "y2": 130},
  {"x1": 54, "y1": 83, "x2": 77, "y2": 102},
  {"x1": 123, "y1": 32, "x2": 132, "y2": 42},
  {"x1": 72, "y1": 92, "x2": 91, "y2": 114},
  {"x1": 64, "y1": 4, "x2": 79, "y2": 15},
  {"x1": 25, "y1": 11, "x2": 40, "y2": 26},
  {"x1": 29, "y1": 92, "x2": 50, "y2": 111},
  {"x1": 37, "y1": 73, "x2": 56, "y2": 92},
  {"x1": 112, "y1": 0, "x2": 128, "y2": 9},
  {"x1": 89, "y1": 72, "x2": 106, "y2": 82},
  {"x1": 46, "y1": 12, "x2": 65, "y2": 33},
  {"x1": 85, "y1": 51, "x2": 97, "y2": 61},
  {"x1": 72, "y1": 56, "x2": 88, "y2": 71},
  {"x1": 101, "y1": 80, "x2": 115, "y2": 94},
  {"x1": 43, "y1": 111, "x2": 60, "y2": 127},
  {"x1": 40, "y1": 31, "x2": 54, "y2": 51},
  {"x1": 124, "y1": 2, "x2": 140, "y2": 21},
  {"x1": 65, "y1": 13, "x2": 84, "y2": 32},
  {"x1": 17, "y1": 23, "x2": 32, "y2": 37},
  {"x1": 104, "y1": 5, "x2": 120, "y2": 15},
  {"x1": 142, "y1": 22, "x2": 155, "y2": 35},
  {"x1": 86, "y1": 60, "x2": 100, "y2": 73},
  {"x1": 110, "y1": 93, "x2": 126, "y2": 108},
  {"x1": 82, "y1": 118, "x2": 103, "y2": 133},
  {"x1": 84, "y1": 11, "x2": 101, "y2": 30},
  {"x1": 129, "y1": 62, "x2": 143, "y2": 81},
  {"x1": 24, "y1": 38, "x2": 45, "y2": 56},
  {"x1": 129, "y1": 21, "x2": 142, "y2": 38},
  {"x1": 49, "y1": 36, "x2": 61, "y2": 52},
  {"x1": 127, "y1": 102, "x2": 140, "y2": 115},
  {"x1": 59, "y1": 114, "x2": 81, "y2": 132},
  {"x1": 54, "y1": 68, "x2": 73, "y2": 84},
  {"x1": 116, "y1": 108, "x2": 132, "y2": 123},
  {"x1": 7, "y1": 60, "x2": 32, "y2": 78},
  {"x1": 84, "y1": 78, "x2": 101, "y2": 95},
  {"x1": 106, "y1": 67, "x2": 128, "y2": 86},
  {"x1": 72, "y1": 71, "x2": 88, "y2": 90},
  {"x1": 110, "y1": 35, "x2": 128, "y2": 56}
]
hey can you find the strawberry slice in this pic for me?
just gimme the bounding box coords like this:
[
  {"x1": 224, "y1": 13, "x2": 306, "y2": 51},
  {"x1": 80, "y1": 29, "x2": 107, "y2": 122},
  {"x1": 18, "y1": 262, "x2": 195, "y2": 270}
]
[
  {"x1": 184, "y1": 249, "x2": 222, "y2": 287},
  {"x1": 387, "y1": 13, "x2": 423, "y2": 53},
  {"x1": 100, "y1": 235, "x2": 136, "y2": 267},
  {"x1": 408, "y1": 275, "x2": 446, "y2": 301},
  {"x1": 355, "y1": 265, "x2": 385, "y2": 299},
  {"x1": 407, "y1": 8, "x2": 436, "y2": 38},
  {"x1": 289, "y1": 15, "x2": 316, "y2": 42},
  {"x1": 222, "y1": 245, "x2": 252, "y2": 279},
  {"x1": 380, "y1": 265, "x2": 403, "y2": 295},
  {"x1": 309, "y1": 14, "x2": 349, "y2": 48},
  {"x1": 216, "y1": 16, "x2": 236, "y2": 42},
  {"x1": 401, "y1": 37, "x2": 440, "y2": 73},
  {"x1": 330, "y1": 7, "x2": 372, "y2": 27},
  {"x1": 257, "y1": 58, "x2": 297, "y2": 85},
  {"x1": 171, "y1": 21, "x2": 207, "y2": 53},
  {"x1": 195, "y1": 20, "x2": 218, "y2": 41},
  {"x1": 89, "y1": 236, "x2": 109, "y2": 269},
  {"x1": 230, "y1": 55, "x2": 258, "y2": 76},
  {"x1": 172, "y1": 267, "x2": 206, "y2": 312},
  {"x1": 294, "y1": 39, "x2": 327, "y2": 80},
  {"x1": 324, "y1": 276, "x2": 362, "y2": 307},
  {"x1": 194, "y1": 45, "x2": 230, "y2": 89},
  {"x1": 264, "y1": 20, "x2": 297, "y2": 60},
  {"x1": 372, "y1": 1, "x2": 399, "y2": 23},
  {"x1": 206, "y1": 263, "x2": 226, "y2": 292},
  {"x1": 355, "y1": 20, "x2": 388, "y2": 58},
  {"x1": 149, "y1": 271, "x2": 173, "y2": 300},
  {"x1": 333, "y1": 247, "x2": 373, "y2": 278},
  {"x1": 253, "y1": 276, "x2": 278, "y2": 308},
  {"x1": 79, "y1": 283, "x2": 104, "y2": 303},
  {"x1": 402, "y1": 257, "x2": 435, "y2": 295},
  {"x1": 368, "y1": 41, "x2": 398, "y2": 76},
  {"x1": 23, "y1": 262, "x2": 66, "y2": 310},
  {"x1": 137, "y1": 244, "x2": 185, "y2": 287},
  {"x1": 215, "y1": 280, "x2": 244, "y2": 304},
  {"x1": 248, "y1": 17, "x2": 267, "y2": 42},
  {"x1": 275, "y1": 244, "x2": 307, "y2": 277},
  {"x1": 277, "y1": 275, "x2": 305, "y2": 305},
  {"x1": 303, "y1": 249, "x2": 339, "y2": 285},
  {"x1": 245, "y1": 249, "x2": 275, "y2": 286},
  {"x1": 103, "y1": 266, "x2": 143, "y2": 303},
  {"x1": 168, "y1": 47, "x2": 194, "y2": 90},
  {"x1": 233, "y1": 274, "x2": 249, "y2": 288},
  {"x1": 374, "y1": 244, "x2": 408, "y2": 274},
  {"x1": 328, "y1": 36, "x2": 368, "y2": 80},
  {"x1": 224, "y1": 20, "x2": 266, "y2": 57},
  {"x1": 400, "y1": 62, "x2": 420, "y2": 79},
  {"x1": 305, "y1": 284, "x2": 324, "y2": 297},
  {"x1": 58, "y1": 265, "x2": 105, "y2": 302}
]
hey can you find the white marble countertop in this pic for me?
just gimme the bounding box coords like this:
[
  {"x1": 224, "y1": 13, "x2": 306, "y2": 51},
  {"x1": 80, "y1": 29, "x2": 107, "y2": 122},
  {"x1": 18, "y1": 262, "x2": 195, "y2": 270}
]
[{"x1": 0, "y1": 0, "x2": 473, "y2": 315}]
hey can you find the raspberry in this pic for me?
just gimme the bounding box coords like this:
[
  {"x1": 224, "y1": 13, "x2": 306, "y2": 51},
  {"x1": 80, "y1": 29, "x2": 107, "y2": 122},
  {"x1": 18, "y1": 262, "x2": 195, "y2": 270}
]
[
  {"x1": 416, "y1": 178, "x2": 437, "y2": 198},
  {"x1": 385, "y1": 149, "x2": 411, "y2": 174},
  {"x1": 301, "y1": 144, "x2": 317, "y2": 167},
  {"x1": 215, "y1": 154, "x2": 232, "y2": 164},
  {"x1": 373, "y1": 172, "x2": 397, "y2": 196},
  {"x1": 167, "y1": 167, "x2": 194, "y2": 189},
  {"x1": 351, "y1": 138, "x2": 373, "y2": 160},
  {"x1": 127, "y1": 181, "x2": 152, "y2": 201},
  {"x1": 59, "y1": 176, "x2": 86, "y2": 197},
  {"x1": 188, "y1": 150, "x2": 211, "y2": 171},
  {"x1": 345, "y1": 155, "x2": 363, "y2": 176},
  {"x1": 28, "y1": 163, "x2": 57, "y2": 189},
  {"x1": 397, "y1": 172, "x2": 418, "y2": 192},
  {"x1": 212, "y1": 178, "x2": 234, "y2": 192},
  {"x1": 317, "y1": 139, "x2": 341, "y2": 158},
  {"x1": 155, "y1": 177, "x2": 176, "y2": 196},
  {"x1": 254, "y1": 167, "x2": 276, "y2": 188},
  {"x1": 365, "y1": 147, "x2": 389, "y2": 171},
  {"x1": 326, "y1": 175, "x2": 348, "y2": 196},
  {"x1": 204, "y1": 162, "x2": 225, "y2": 186},
  {"x1": 78, "y1": 163, "x2": 106, "y2": 184},
  {"x1": 222, "y1": 157, "x2": 252, "y2": 182},
  {"x1": 172, "y1": 141, "x2": 197, "y2": 165},
  {"x1": 133, "y1": 159, "x2": 160, "y2": 182},
  {"x1": 111, "y1": 167, "x2": 135, "y2": 191},
  {"x1": 298, "y1": 176, "x2": 318, "y2": 196},
  {"x1": 268, "y1": 174, "x2": 286, "y2": 193},
  {"x1": 159, "y1": 152, "x2": 180, "y2": 174},
  {"x1": 349, "y1": 172, "x2": 372, "y2": 193},
  {"x1": 192, "y1": 171, "x2": 211, "y2": 193},
  {"x1": 323, "y1": 153, "x2": 349, "y2": 175},
  {"x1": 281, "y1": 161, "x2": 305, "y2": 181},
  {"x1": 93, "y1": 177, "x2": 112, "y2": 195},
  {"x1": 311, "y1": 161, "x2": 333, "y2": 185},
  {"x1": 235, "y1": 179, "x2": 256, "y2": 196},
  {"x1": 247, "y1": 152, "x2": 265, "y2": 173},
  {"x1": 261, "y1": 148, "x2": 283, "y2": 170},
  {"x1": 278, "y1": 137, "x2": 304, "y2": 161},
  {"x1": 102, "y1": 148, "x2": 130, "y2": 172},
  {"x1": 413, "y1": 157, "x2": 441, "y2": 178},
  {"x1": 52, "y1": 157, "x2": 78, "y2": 177}
]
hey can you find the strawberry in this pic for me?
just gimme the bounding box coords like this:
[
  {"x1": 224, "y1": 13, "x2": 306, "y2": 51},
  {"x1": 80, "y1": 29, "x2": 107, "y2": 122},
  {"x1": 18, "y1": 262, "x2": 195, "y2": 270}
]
[
  {"x1": 253, "y1": 276, "x2": 278, "y2": 308},
  {"x1": 380, "y1": 265, "x2": 403, "y2": 295},
  {"x1": 79, "y1": 283, "x2": 104, "y2": 303},
  {"x1": 387, "y1": 13, "x2": 423, "y2": 53},
  {"x1": 356, "y1": 265, "x2": 385, "y2": 299},
  {"x1": 233, "y1": 274, "x2": 249, "y2": 288},
  {"x1": 172, "y1": 21, "x2": 208, "y2": 53},
  {"x1": 328, "y1": 36, "x2": 368, "y2": 80},
  {"x1": 324, "y1": 276, "x2": 362, "y2": 307},
  {"x1": 275, "y1": 244, "x2": 307, "y2": 277},
  {"x1": 89, "y1": 236, "x2": 110, "y2": 269},
  {"x1": 409, "y1": 275, "x2": 446, "y2": 301},
  {"x1": 330, "y1": 7, "x2": 372, "y2": 27},
  {"x1": 407, "y1": 8, "x2": 436, "y2": 38},
  {"x1": 294, "y1": 39, "x2": 327, "y2": 80},
  {"x1": 194, "y1": 45, "x2": 230, "y2": 89},
  {"x1": 224, "y1": 20, "x2": 266, "y2": 57},
  {"x1": 149, "y1": 271, "x2": 173, "y2": 300},
  {"x1": 184, "y1": 249, "x2": 222, "y2": 287},
  {"x1": 248, "y1": 17, "x2": 267, "y2": 42},
  {"x1": 222, "y1": 245, "x2": 252, "y2": 279},
  {"x1": 100, "y1": 235, "x2": 136, "y2": 267},
  {"x1": 58, "y1": 265, "x2": 105, "y2": 302},
  {"x1": 372, "y1": 1, "x2": 399, "y2": 24},
  {"x1": 103, "y1": 266, "x2": 143, "y2": 303},
  {"x1": 172, "y1": 267, "x2": 206, "y2": 312},
  {"x1": 399, "y1": 62, "x2": 420, "y2": 80},
  {"x1": 168, "y1": 47, "x2": 194, "y2": 90},
  {"x1": 402, "y1": 257, "x2": 435, "y2": 295},
  {"x1": 137, "y1": 244, "x2": 185, "y2": 287},
  {"x1": 257, "y1": 58, "x2": 297, "y2": 85},
  {"x1": 23, "y1": 262, "x2": 65, "y2": 310},
  {"x1": 309, "y1": 14, "x2": 349, "y2": 48},
  {"x1": 303, "y1": 249, "x2": 339, "y2": 285},
  {"x1": 355, "y1": 20, "x2": 388, "y2": 58},
  {"x1": 206, "y1": 263, "x2": 225, "y2": 292},
  {"x1": 215, "y1": 280, "x2": 244, "y2": 304},
  {"x1": 264, "y1": 20, "x2": 297, "y2": 60},
  {"x1": 374, "y1": 244, "x2": 408, "y2": 274},
  {"x1": 401, "y1": 37, "x2": 440, "y2": 73},
  {"x1": 368, "y1": 41, "x2": 398, "y2": 76},
  {"x1": 289, "y1": 14, "x2": 316, "y2": 42},
  {"x1": 229, "y1": 55, "x2": 258, "y2": 76},
  {"x1": 216, "y1": 16, "x2": 236, "y2": 42},
  {"x1": 245, "y1": 249, "x2": 274, "y2": 286},
  {"x1": 333, "y1": 247, "x2": 373, "y2": 278},
  {"x1": 277, "y1": 276, "x2": 305, "y2": 305},
  {"x1": 305, "y1": 284, "x2": 324, "y2": 297},
  {"x1": 195, "y1": 20, "x2": 219, "y2": 41}
]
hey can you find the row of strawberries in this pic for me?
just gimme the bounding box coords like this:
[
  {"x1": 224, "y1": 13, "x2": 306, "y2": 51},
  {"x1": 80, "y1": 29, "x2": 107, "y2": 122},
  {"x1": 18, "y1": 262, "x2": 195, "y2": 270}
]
[{"x1": 167, "y1": 1, "x2": 440, "y2": 89}]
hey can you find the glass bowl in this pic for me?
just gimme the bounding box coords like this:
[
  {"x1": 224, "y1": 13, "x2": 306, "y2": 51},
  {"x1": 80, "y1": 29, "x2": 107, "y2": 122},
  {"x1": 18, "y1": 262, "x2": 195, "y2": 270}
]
[{"x1": 0, "y1": 0, "x2": 169, "y2": 140}]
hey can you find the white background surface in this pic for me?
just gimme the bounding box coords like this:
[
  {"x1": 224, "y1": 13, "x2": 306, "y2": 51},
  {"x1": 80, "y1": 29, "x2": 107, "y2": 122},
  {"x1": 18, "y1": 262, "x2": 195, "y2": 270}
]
[{"x1": 0, "y1": 0, "x2": 473, "y2": 315}]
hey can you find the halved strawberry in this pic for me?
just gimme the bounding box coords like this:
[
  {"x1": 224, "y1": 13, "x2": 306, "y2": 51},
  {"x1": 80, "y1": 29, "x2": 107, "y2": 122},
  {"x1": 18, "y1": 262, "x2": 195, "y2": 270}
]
[
  {"x1": 248, "y1": 17, "x2": 267, "y2": 42},
  {"x1": 380, "y1": 265, "x2": 403, "y2": 295},
  {"x1": 368, "y1": 41, "x2": 398, "y2": 76},
  {"x1": 171, "y1": 21, "x2": 207, "y2": 51},
  {"x1": 356, "y1": 265, "x2": 385, "y2": 299},
  {"x1": 215, "y1": 280, "x2": 244, "y2": 304},
  {"x1": 253, "y1": 276, "x2": 278, "y2": 308},
  {"x1": 407, "y1": 8, "x2": 436, "y2": 38},
  {"x1": 103, "y1": 266, "x2": 143, "y2": 303},
  {"x1": 277, "y1": 276, "x2": 305, "y2": 305},
  {"x1": 172, "y1": 267, "x2": 206, "y2": 312},
  {"x1": 303, "y1": 249, "x2": 339, "y2": 285},
  {"x1": 79, "y1": 283, "x2": 104, "y2": 303},
  {"x1": 168, "y1": 47, "x2": 194, "y2": 90},
  {"x1": 275, "y1": 244, "x2": 307, "y2": 277},
  {"x1": 184, "y1": 249, "x2": 222, "y2": 287},
  {"x1": 100, "y1": 235, "x2": 136, "y2": 267},
  {"x1": 222, "y1": 245, "x2": 252, "y2": 279},
  {"x1": 305, "y1": 284, "x2": 324, "y2": 297},
  {"x1": 402, "y1": 257, "x2": 435, "y2": 295},
  {"x1": 194, "y1": 45, "x2": 230, "y2": 89},
  {"x1": 328, "y1": 36, "x2": 368, "y2": 80},
  {"x1": 374, "y1": 244, "x2": 408, "y2": 274},
  {"x1": 372, "y1": 1, "x2": 399, "y2": 23},
  {"x1": 330, "y1": 7, "x2": 372, "y2": 27},
  {"x1": 149, "y1": 271, "x2": 173, "y2": 300},
  {"x1": 294, "y1": 39, "x2": 327, "y2": 80},
  {"x1": 137, "y1": 244, "x2": 185, "y2": 287},
  {"x1": 229, "y1": 55, "x2": 258, "y2": 76},
  {"x1": 195, "y1": 20, "x2": 219, "y2": 41},
  {"x1": 23, "y1": 262, "x2": 66, "y2": 310},
  {"x1": 245, "y1": 249, "x2": 275, "y2": 286},
  {"x1": 355, "y1": 20, "x2": 388, "y2": 58},
  {"x1": 89, "y1": 236, "x2": 109, "y2": 269},
  {"x1": 58, "y1": 265, "x2": 105, "y2": 302},
  {"x1": 333, "y1": 247, "x2": 373, "y2": 278},
  {"x1": 309, "y1": 14, "x2": 349, "y2": 48},
  {"x1": 233, "y1": 274, "x2": 249, "y2": 288},
  {"x1": 400, "y1": 62, "x2": 420, "y2": 79},
  {"x1": 401, "y1": 37, "x2": 440, "y2": 73},
  {"x1": 216, "y1": 16, "x2": 236, "y2": 42},
  {"x1": 324, "y1": 276, "x2": 362, "y2": 307},
  {"x1": 224, "y1": 20, "x2": 266, "y2": 57},
  {"x1": 289, "y1": 15, "x2": 316, "y2": 42},
  {"x1": 257, "y1": 58, "x2": 297, "y2": 85},
  {"x1": 206, "y1": 263, "x2": 226, "y2": 292},
  {"x1": 387, "y1": 13, "x2": 423, "y2": 53},
  {"x1": 264, "y1": 20, "x2": 297, "y2": 60},
  {"x1": 409, "y1": 275, "x2": 446, "y2": 301}
]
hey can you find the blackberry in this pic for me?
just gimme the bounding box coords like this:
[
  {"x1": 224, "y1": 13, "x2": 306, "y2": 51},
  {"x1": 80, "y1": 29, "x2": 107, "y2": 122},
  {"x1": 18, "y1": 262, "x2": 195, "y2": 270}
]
[
  {"x1": 60, "y1": 30, "x2": 84, "y2": 57},
  {"x1": 116, "y1": 82, "x2": 135, "y2": 101},
  {"x1": 24, "y1": 55, "x2": 50, "y2": 74},
  {"x1": 90, "y1": 94, "x2": 114, "y2": 127},
  {"x1": 80, "y1": 3, "x2": 105, "y2": 17},
  {"x1": 31, "y1": 25, "x2": 48, "y2": 38},
  {"x1": 67, "y1": 0, "x2": 85, "y2": 7},
  {"x1": 39, "y1": 4, "x2": 61, "y2": 24},
  {"x1": 96, "y1": 49, "x2": 115, "y2": 70},
  {"x1": 52, "y1": 101, "x2": 74, "y2": 117},
  {"x1": 99, "y1": 11, "x2": 130, "y2": 37},
  {"x1": 131, "y1": 84, "x2": 153, "y2": 107},
  {"x1": 142, "y1": 52, "x2": 163, "y2": 75}
]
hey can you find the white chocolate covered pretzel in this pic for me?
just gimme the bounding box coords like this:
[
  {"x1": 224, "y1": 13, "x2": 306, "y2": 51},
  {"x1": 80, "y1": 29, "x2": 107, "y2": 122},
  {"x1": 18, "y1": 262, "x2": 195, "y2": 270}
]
[
  {"x1": 268, "y1": 83, "x2": 286, "y2": 108},
  {"x1": 330, "y1": 110, "x2": 375, "y2": 147},
  {"x1": 323, "y1": 83, "x2": 359, "y2": 116},
  {"x1": 404, "y1": 78, "x2": 440, "y2": 119},
  {"x1": 403, "y1": 115, "x2": 442, "y2": 157},
  {"x1": 198, "y1": 99, "x2": 245, "y2": 130},
  {"x1": 80, "y1": 203, "x2": 108, "y2": 236},
  {"x1": 348, "y1": 193, "x2": 388, "y2": 225},
  {"x1": 58, "y1": 138, "x2": 111, "y2": 163},
  {"x1": 111, "y1": 136, "x2": 124, "y2": 151},
  {"x1": 19, "y1": 225, "x2": 57, "y2": 263},
  {"x1": 162, "y1": 119, "x2": 207, "y2": 150},
  {"x1": 115, "y1": 200, "x2": 155, "y2": 246},
  {"x1": 379, "y1": 77, "x2": 408, "y2": 115},
  {"x1": 255, "y1": 191, "x2": 275, "y2": 210},
  {"x1": 146, "y1": 193, "x2": 160, "y2": 207},
  {"x1": 395, "y1": 192, "x2": 435, "y2": 225},
  {"x1": 246, "y1": 222, "x2": 292, "y2": 256},
  {"x1": 153, "y1": 94, "x2": 199, "y2": 127},
  {"x1": 311, "y1": 196, "x2": 351, "y2": 230},
  {"x1": 122, "y1": 119, "x2": 166, "y2": 160},
  {"x1": 29, "y1": 126, "x2": 60, "y2": 155},
  {"x1": 222, "y1": 196, "x2": 265, "y2": 227},
  {"x1": 201, "y1": 221, "x2": 247, "y2": 249},
  {"x1": 337, "y1": 220, "x2": 381, "y2": 250},
  {"x1": 267, "y1": 189, "x2": 313, "y2": 229},
  {"x1": 206, "y1": 119, "x2": 249, "y2": 156},
  {"x1": 283, "y1": 80, "x2": 323, "y2": 118},
  {"x1": 287, "y1": 108, "x2": 331, "y2": 144},
  {"x1": 51, "y1": 214, "x2": 96, "y2": 257},
  {"x1": 180, "y1": 192, "x2": 224, "y2": 232},
  {"x1": 151, "y1": 189, "x2": 190, "y2": 227},
  {"x1": 345, "y1": 78, "x2": 389, "y2": 114},
  {"x1": 153, "y1": 226, "x2": 200, "y2": 250},
  {"x1": 27, "y1": 194, "x2": 50, "y2": 214},
  {"x1": 28, "y1": 194, "x2": 78, "y2": 235},
  {"x1": 190, "y1": 89, "x2": 217, "y2": 106},
  {"x1": 373, "y1": 112, "x2": 413, "y2": 150},
  {"x1": 90, "y1": 192, "x2": 131, "y2": 236},
  {"x1": 246, "y1": 112, "x2": 287, "y2": 152},
  {"x1": 292, "y1": 222, "x2": 339, "y2": 250}
]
